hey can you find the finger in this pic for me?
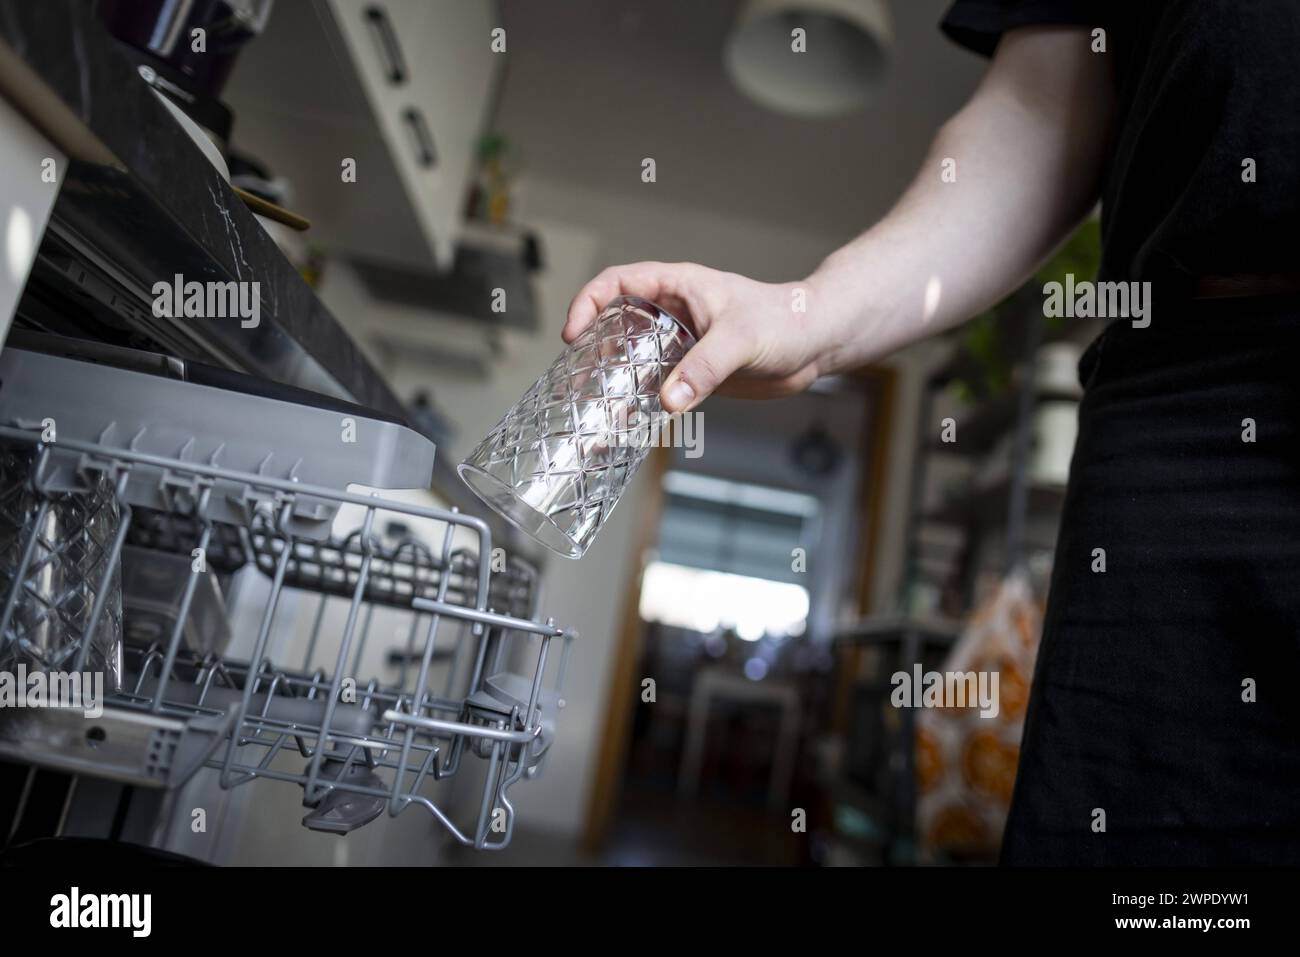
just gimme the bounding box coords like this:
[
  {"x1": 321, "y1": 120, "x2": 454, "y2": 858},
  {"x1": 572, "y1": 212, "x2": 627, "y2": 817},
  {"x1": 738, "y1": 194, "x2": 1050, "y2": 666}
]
[
  {"x1": 660, "y1": 327, "x2": 752, "y2": 413},
  {"x1": 563, "y1": 267, "x2": 627, "y2": 342},
  {"x1": 563, "y1": 262, "x2": 701, "y2": 343}
]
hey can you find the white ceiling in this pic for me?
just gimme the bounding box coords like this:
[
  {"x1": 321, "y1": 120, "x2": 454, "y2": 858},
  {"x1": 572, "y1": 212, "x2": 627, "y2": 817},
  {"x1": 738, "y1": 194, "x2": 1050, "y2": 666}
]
[{"x1": 494, "y1": 0, "x2": 986, "y2": 243}]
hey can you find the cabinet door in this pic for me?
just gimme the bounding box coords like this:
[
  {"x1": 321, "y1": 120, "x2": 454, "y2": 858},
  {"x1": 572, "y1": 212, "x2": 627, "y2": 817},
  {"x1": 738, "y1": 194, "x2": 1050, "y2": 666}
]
[{"x1": 329, "y1": 0, "x2": 500, "y2": 269}]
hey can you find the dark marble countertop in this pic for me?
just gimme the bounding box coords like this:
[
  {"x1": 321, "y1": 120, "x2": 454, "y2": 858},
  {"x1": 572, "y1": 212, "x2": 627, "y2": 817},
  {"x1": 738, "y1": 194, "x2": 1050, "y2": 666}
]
[{"x1": 0, "y1": 0, "x2": 407, "y2": 422}]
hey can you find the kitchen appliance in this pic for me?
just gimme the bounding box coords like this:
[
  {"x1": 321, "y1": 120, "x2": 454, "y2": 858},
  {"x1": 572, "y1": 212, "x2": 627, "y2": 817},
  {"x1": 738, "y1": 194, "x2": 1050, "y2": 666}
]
[
  {"x1": 0, "y1": 0, "x2": 574, "y2": 859},
  {"x1": 0, "y1": 357, "x2": 575, "y2": 848},
  {"x1": 98, "y1": 0, "x2": 275, "y2": 152},
  {"x1": 459, "y1": 296, "x2": 696, "y2": 558},
  {"x1": 100, "y1": 0, "x2": 274, "y2": 97}
]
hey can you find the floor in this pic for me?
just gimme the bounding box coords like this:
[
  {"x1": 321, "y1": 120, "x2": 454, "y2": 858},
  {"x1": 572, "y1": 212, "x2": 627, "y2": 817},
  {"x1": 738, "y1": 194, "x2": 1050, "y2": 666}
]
[
  {"x1": 601, "y1": 788, "x2": 806, "y2": 866},
  {"x1": 449, "y1": 786, "x2": 807, "y2": 867}
]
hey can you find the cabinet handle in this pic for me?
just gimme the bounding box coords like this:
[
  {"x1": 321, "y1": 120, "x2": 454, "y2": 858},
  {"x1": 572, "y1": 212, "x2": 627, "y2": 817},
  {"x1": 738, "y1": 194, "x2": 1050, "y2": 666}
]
[
  {"x1": 364, "y1": 5, "x2": 407, "y2": 85},
  {"x1": 402, "y1": 107, "x2": 437, "y2": 169}
]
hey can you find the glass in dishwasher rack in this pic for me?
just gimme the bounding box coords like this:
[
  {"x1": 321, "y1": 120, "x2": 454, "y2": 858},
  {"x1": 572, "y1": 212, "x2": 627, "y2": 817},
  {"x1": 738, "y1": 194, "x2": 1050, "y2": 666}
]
[
  {"x1": 459, "y1": 295, "x2": 696, "y2": 558},
  {"x1": 0, "y1": 426, "x2": 574, "y2": 851}
]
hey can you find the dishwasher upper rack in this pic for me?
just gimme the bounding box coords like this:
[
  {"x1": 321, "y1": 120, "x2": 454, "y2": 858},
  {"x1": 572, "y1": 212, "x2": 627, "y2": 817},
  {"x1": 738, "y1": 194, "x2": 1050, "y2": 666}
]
[
  {"x1": 126, "y1": 500, "x2": 538, "y2": 617},
  {"x1": 0, "y1": 426, "x2": 575, "y2": 851}
]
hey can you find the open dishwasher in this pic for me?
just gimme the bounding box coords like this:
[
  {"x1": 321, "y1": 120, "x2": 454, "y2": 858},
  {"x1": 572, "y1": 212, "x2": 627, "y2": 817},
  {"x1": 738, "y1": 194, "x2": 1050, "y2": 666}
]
[
  {"x1": 0, "y1": 337, "x2": 574, "y2": 861},
  {"x1": 0, "y1": 0, "x2": 573, "y2": 863}
]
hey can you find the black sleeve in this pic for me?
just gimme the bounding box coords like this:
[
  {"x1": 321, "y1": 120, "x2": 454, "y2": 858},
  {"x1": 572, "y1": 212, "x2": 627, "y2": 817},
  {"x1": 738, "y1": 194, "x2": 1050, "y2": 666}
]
[{"x1": 941, "y1": 0, "x2": 1103, "y2": 58}]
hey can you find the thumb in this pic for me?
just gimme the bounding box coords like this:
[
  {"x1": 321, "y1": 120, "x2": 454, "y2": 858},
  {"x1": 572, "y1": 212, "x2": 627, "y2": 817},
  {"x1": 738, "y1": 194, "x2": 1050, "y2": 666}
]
[{"x1": 659, "y1": 330, "x2": 750, "y2": 413}]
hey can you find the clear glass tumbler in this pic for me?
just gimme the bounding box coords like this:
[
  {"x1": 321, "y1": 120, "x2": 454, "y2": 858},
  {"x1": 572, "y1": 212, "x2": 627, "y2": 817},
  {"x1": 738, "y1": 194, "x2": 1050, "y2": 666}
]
[
  {"x1": 0, "y1": 445, "x2": 123, "y2": 690},
  {"x1": 459, "y1": 295, "x2": 696, "y2": 558}
]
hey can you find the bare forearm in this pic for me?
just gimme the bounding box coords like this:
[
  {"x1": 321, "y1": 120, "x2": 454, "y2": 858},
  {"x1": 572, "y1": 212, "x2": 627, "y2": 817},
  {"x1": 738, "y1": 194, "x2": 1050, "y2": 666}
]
[
  {"x1": 808, "y1": 27, "x2": 1113, "y2": 373},
  {"x1": 564, "y1": 30, "x2": 1116, "y2": 413}
]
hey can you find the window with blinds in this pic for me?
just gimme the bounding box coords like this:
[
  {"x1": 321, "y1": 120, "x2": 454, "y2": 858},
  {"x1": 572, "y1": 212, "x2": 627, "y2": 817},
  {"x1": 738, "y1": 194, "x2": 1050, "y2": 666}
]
[
  {"x1": 654, "y1": 471, "x2": 820, "y2": 585},
  {"x1": 639, "y1": 472, "x2": 819, "y2": 640}
]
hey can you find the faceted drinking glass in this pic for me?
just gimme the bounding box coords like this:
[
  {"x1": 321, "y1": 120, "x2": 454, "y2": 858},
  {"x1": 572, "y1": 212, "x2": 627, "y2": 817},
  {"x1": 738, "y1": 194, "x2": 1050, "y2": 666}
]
[{"x1": 459, "y1": 296, "x2": 696, "y2": 558}]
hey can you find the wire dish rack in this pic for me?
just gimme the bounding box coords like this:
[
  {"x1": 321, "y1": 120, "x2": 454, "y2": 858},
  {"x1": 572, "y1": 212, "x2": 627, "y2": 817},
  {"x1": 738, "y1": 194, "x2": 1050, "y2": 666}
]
[{"x1": 0, "y1": 425, "x2": 574, "y2": 850}]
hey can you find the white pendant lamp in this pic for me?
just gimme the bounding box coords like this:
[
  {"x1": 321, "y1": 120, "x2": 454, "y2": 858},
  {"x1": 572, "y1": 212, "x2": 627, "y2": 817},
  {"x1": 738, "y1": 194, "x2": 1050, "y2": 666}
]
[{"x1": 725, "y1": 0, "x2": 894, "y2": 118}]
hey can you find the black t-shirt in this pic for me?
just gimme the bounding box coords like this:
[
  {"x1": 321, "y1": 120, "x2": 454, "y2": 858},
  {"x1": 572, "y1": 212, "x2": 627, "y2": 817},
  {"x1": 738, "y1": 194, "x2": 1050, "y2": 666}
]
[{"x1": 941, "y1": 0, "x2": 1299, "y2": 292}]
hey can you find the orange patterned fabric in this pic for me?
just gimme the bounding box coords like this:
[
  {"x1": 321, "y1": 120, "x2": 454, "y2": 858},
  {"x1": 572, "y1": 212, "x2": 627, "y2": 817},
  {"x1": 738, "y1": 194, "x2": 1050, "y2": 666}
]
[{"x1": 916, "y1": 573, "x2": 1044, "y2": 861}]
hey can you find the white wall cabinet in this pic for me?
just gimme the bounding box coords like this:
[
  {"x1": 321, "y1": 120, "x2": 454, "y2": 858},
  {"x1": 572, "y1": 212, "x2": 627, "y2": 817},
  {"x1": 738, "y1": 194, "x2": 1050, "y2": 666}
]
[
  {"x1": 226, "y1": 0, "x2": 501, "y2": 272},
  {"x1": 328, "y1": 0, "x2": 499, "y2": 270}
]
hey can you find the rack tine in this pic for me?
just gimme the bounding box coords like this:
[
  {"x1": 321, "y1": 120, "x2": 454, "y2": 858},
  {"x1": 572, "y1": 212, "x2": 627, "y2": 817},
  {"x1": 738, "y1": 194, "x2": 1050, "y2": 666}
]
[
  {"x1": 554, "y1": 629, "x2": 575, "y2": 697},
  {"x1": 398, "y1": 612, "x2": 422, "y2": 688},
  {"x1": 473, "y1": 738, "x2": 505, "y2": 847},
  {"x1": 524, "y1": 627, "x2": 552, "y2": 736},
  {"x1": 389, "y1": 517, "x2": 456, "y2": 815},
  {"x1": 303, "y1": 502, "x2": 377, "y2": 804},
  {"x1": 149, "y1": 487, "x2": 213, "y2": 711},
  {"x1": 219, "y1": 503, "x2": 294, "y2": 789},
  {"x1": 303, "y1": 592, "x2": 328, "y2": 671},
  {"x1": 349, "y1": 602, "x2": 377, "y2": 677},
  {"x1": 72, "y1": 471, "x2": 132, "y2": 676},
  {"x1": 0, "y1": 498, "x2": 50, "y2": 645}
]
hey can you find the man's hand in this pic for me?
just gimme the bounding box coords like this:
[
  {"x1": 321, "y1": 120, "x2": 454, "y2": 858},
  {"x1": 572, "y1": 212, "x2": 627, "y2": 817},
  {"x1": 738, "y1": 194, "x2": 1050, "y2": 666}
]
[{"x1": 564, "y1": 262, "x2": 825, "y2": 413}]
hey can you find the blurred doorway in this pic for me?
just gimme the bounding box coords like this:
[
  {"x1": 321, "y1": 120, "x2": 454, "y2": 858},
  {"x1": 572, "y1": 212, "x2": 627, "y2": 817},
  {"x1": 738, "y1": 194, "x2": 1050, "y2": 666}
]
[{"x1": 585, "y1": 373, "x2": 895, "y2": 865}]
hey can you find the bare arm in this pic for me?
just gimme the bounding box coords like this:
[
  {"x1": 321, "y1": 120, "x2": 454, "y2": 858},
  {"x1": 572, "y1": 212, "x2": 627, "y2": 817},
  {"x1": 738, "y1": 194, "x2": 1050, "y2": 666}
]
[{"x1": 565, "y1": 26, "x2": 1114, "y2": 413}]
